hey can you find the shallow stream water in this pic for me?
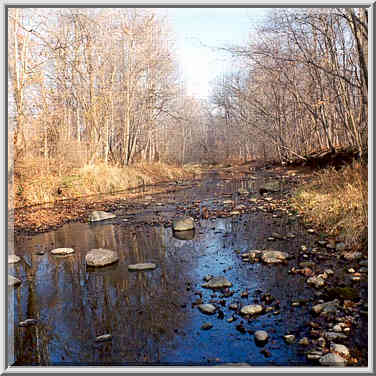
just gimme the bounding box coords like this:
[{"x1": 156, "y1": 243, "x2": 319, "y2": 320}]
[{"x1": 9, "y1": 171, "x2": 356, "y2": 366}]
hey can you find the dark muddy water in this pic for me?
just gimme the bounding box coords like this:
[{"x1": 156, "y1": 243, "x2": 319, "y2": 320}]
[{"x1": 10, "y1": 172, "x2": 330, "y2": 366}]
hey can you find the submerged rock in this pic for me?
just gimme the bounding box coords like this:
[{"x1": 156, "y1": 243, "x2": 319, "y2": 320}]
[
  {"x1": 89, "y1": 211, "x2": 116, "y2": 222},
  {"x1": 128, "y1": 263, "x2": 156, "y2": 271},
  {"x1": 51, "y1": 248, "x2": 75, "y2": 256},
  {"x1": 8, "y1": 255, "x2": 21, "y2": 264},
  {"x1": 172, "y1": 216, "x2": 195, "y2": 231},
  {"x1": 201, "y1": 322, "x2": 213, "y2": 330},
  {"x1": 202, "y1": 276, "x2": 232, "y2": 289},
  {"x1": 86, "y1": 249, "x2": 119, "y2": 267}
]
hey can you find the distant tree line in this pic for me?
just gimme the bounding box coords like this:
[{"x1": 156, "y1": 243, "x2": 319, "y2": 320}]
[
  {"x1": 8, "y1": 8, "x2": 368, "y2": 172},
  {"x1": 210, "y1": 8, "x2": 368, "y2": 164}
]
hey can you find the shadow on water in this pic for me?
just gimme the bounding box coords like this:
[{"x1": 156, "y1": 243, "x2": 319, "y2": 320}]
[{"x1": 11, "y1": 172, "x2": 317, "y2": 366}]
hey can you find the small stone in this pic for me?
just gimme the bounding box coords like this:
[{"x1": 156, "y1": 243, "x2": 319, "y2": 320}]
[
  {"x1": 284, "y1": 334, "x2": 296, "y2": 344},
  {"x1": 201, "y1": 322, "x2": 213, "y2": 330},
  {"x1": 299, "y1": 337, "x2": 309, "y2": 346},
  {"x1": 300, "y1": 245, "x2": 308, "y2": 252},
  {"x1": 254, "y1": 330, "x2": 269, "y2": 342},
  {"x1": 18, "y1": 319, "x2": 38, "y2": 327},
  {"x1": 229, "y1": 304, "x2": 238, "y2": 310},
  {"x1": 19, "y1": 319, "x2": 38, "y2": 327},
  {"x1": 95, "y1": 334, "x2": 112, "y2": 342},
  {"x1": 347, "y1": 268, "x2": 355, "y2": 273},
  {"x1": 51, "y1": 248, "x2": 75, "y2": 255},
  {"x1": 324, "y1": 269, "x2": 334, "y2": 275},
  {"x1": 198, "y1": 304, "x2": 216, "y2": 315},
  {"x1": 8, "y1": 255, "x2": 21, "y2": 264},
  {"x1": 172, "y1": 216, "x2": 195, "y2": 231},
  {"x1": 267, "y1": 237, "x2": 275, "y2": 241},
  {"x1": 291, "y1": 302, "x2": 300, "y2": 307},
  {"x1": 306, "y1": 350, "x2": 323, "y2": 360},
  {"x1": 307, "y1": 275, "x2": 326, "y2": 288},
  {"x1": 86, "y1": 249, "x2": 119, "y2": 267},
  {"x1": 202, "y1": 276, "x2": 232, "y2": 289},
  {"x1": 342, "y1": 251, "x2": 362, "y2": 261},
  {"x1": 128, "y1": 263, "x2": 156, "y2": 271},
  {"x1": 230, "y1": 211, "x2": 241, "y2": 216},
  {"x1": 272, "y1": 232, "x2": 283, "y2": 239},
  {"x1": 319, "y1": 353, "x2": 347, "y2": 366},
  {"x1": 286, "y1": 232, "x2": 296, "y2": 239},
  {"x1": 240, "y1": 304, "x2": 263, "y2": 316},
  {"x1": 307, "y1": 229, "x2": 315, "y2": 233},
  {"x1": 317, "y1": 337, "x2": 326, "y2": 348},
  {"x1": 8, "y1": 275, "x2": 21, "y2": 288},
  {"x1": 318, "y1": 240, "x2": 327, "y2": 246},
  {"x1": 336, "y1": 242, "x2": 346, "y2": 251},
  {"x1": 260, "y1": 250, "x2": 290, "y2": 264},
  {"x1": 312, "y1": 299, "x2": 339, "y2": 315},
  {"x1": 330, "y1": 343, "x2": 350, "y2": 357},
  {"x1": 324, "y1": 331, "x2": 347, "y2": 342}
]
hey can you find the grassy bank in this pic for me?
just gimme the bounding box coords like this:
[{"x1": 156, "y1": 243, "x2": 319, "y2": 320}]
[
  {"x1": 13, "y1": 159, "x2": 201, "y2": 208},
  {"x1": 291, "y1": 161, "x2": 368, "y2": 252}
]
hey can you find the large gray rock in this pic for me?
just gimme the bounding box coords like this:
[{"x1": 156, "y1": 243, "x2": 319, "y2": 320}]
[
  {"x1": 172, "y1": 216, "x2": 195, "y2": 231},
  {"x1": 202, "y1": 276, "x2": 232, "y2": 289},
  {"x1": 86, "y1": 249, "x2": 119, "y2": 267},
  {"x1": 128, "y1": 263, "x2": 156, "y2": 271},
  {"x1": 8, "y1": 275, "x2": 21, "y2": 288},
  {"x1": 51, "y1": 248, "x2": 75, "y2": 256},
  {"x1": 318, "y1": 353, "x2": 347, "y2": 366},
  {"x1": 8, "y1": 255, "x2": 21, "y2": 264},
  {"x1": 89, "y1": 211, "x2": 116, "y2": 222},
  {"x1": 240, "y1": 304, "x2": 263, "y2": 316}
]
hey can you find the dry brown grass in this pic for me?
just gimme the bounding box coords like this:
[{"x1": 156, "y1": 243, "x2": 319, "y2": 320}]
[
  {"x1": 292, "y1": 161, "x2": 368, "y2": 251},
  {"x1": 13, "y1": 158, "x2": 201, "y2": 208}
]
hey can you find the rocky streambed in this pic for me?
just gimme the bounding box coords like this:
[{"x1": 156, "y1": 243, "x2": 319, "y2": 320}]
[{"x1": 9, "y1": 168, "x2": 368, "y2": 367}]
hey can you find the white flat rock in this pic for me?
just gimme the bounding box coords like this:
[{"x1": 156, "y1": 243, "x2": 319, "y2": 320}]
[
  {"x1": 8, "y1": 255, "x2": 21, "y2": 264},
  {"x1": 128, "y1": 263, "x2": 156, "y2": 271},
  {"x1": 51, "y1": 248, "x2": 75, "y2": 255}
]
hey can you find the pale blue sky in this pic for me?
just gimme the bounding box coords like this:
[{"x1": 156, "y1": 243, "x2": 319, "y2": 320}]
[{"x1": 164, "y1": 8, "x2": 269, "y2": 98}]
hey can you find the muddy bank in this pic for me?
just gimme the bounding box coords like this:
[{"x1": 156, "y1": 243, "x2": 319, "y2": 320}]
[{"x1": 9, "y1": 166, "x2": 368, "y2": 366}]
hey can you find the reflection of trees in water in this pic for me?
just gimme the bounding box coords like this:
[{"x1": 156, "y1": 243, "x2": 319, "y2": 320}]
[{"x1": 13, "y1": 222, "x2": 193, "y2": 364}]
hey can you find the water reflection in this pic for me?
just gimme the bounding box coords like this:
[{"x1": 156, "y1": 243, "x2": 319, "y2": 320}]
[{"x1": 12, "y1": 209, "x2": 313, "y2": 366}]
